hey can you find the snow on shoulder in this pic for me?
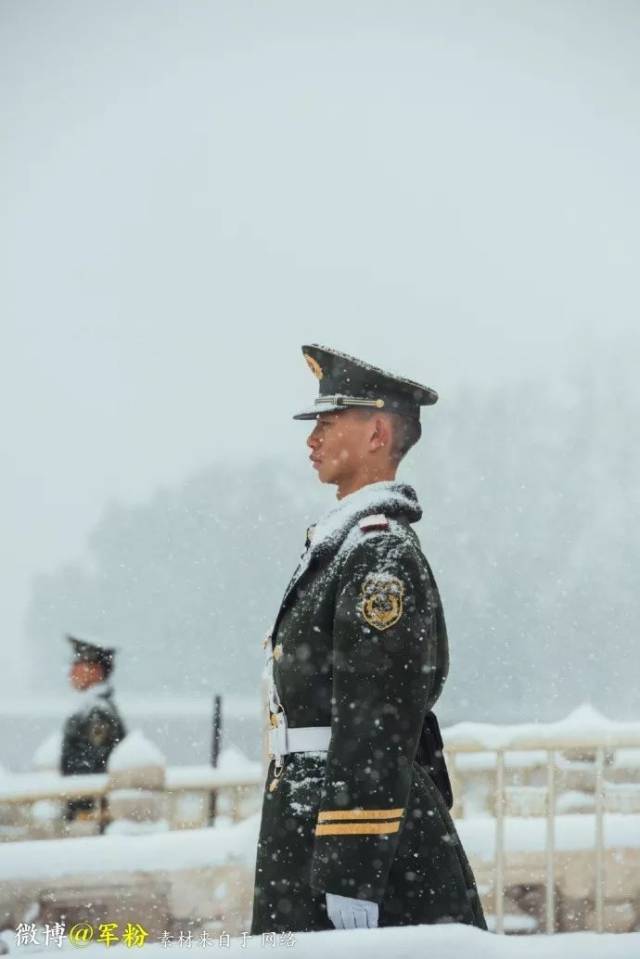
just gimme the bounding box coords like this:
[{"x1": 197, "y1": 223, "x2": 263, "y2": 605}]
[{"x1": 310, "y1": 481, "x2": 420, "y2": 552}]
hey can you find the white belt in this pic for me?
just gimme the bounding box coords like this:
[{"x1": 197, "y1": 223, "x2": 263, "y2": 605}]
[{"x1": 268, "y1": 712, "x2": 331, "y2": 763}]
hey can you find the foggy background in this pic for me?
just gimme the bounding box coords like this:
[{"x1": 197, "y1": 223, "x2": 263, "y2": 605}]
[{"x1": 1, "y1": 1, "x2": 639, "y2": 753}]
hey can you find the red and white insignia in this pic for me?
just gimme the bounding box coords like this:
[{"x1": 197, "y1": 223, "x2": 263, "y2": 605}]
[{"x1": 359, "y1": 514, "x2": 389, "y2": 532}]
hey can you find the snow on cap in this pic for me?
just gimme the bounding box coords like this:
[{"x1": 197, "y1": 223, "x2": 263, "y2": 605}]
[
  {"x1": 66, "y1": 634, "x2": 116, "y2": 676},
  {"x1": 293, "y1": 343, "x2": 438, "y2": 420}
]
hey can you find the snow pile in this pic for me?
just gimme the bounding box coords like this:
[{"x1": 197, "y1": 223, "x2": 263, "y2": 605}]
[
  {"x1": 0, "y1": 814, "x2": 260, "y2": 882},
  {"x1": 107, "y1": 730, "x2": 166, "y2": 792},
  {"x1": 445, "y1": 704, "x2": 640, "y2": 751},
  {"x1": 216, "y1": 744, "x2": 261, "y2": 775},
  {"x1": 32, "y1": 732, "x2": 63, "y2": 771},
  {"x1": 459, "y1": 812, "x2": 640, "y2": 861},
  {"x1": 108, "y1": 730, "x2": 166, "y2": 772}
]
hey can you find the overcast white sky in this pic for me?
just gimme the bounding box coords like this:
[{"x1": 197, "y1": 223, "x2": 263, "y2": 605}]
[{"x1": 1, "y1": 0, "x2": 638, "y2": 685}]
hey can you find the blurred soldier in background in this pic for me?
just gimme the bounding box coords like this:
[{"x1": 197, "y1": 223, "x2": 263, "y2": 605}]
[{"x1": 60, "y1": 635, "x2": 126, "y2": 825}]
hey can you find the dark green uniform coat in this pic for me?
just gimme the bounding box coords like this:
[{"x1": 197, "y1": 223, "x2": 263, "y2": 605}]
[
  {"x1": 60, "y1": 683, "x2": 126, "y2": 820},
  {"x1": 250, "y1": 481, "x2": 487, "y2": 933}
]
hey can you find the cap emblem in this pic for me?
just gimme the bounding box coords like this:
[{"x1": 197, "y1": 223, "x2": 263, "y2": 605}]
[{"x1": 304, "y1": 353, "x2": 324, "y2": 380}]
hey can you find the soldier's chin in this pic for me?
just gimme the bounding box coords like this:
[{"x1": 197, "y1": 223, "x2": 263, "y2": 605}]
[
  {"x1": 323, "y1": 468, "x2": 350, "y2": 489},
  {"x1": 315, "y1": 461, "x2": 339, "y2": 485}
]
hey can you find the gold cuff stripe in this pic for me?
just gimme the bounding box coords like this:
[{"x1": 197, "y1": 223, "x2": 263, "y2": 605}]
[
  {"x1": 315, "y1": 821, "x2": 401, "y2": 836},
  {"x1": 317, "y1": 808, "x2": 404, "y2": 822}
]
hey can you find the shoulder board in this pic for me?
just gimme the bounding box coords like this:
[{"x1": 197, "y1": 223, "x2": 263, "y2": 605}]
[{"x1": 358, "y1": 513, "x2": 389, "y2": 532}]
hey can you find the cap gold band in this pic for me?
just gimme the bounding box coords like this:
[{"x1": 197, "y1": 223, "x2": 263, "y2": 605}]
[{"x1": 315, "y1": 395, "x2": 385, "y2": 409}]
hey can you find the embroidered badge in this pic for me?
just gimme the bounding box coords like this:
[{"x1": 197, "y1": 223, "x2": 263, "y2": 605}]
[
  {"x1": 87, "y1": 717, "x2": 110, "y2": 747},
  {"x1": 303, "y1": 353, "x2": 324, "y2": 379},
  {"x1": 359, "y1": 573, "x2": 405, "y2": 631}
]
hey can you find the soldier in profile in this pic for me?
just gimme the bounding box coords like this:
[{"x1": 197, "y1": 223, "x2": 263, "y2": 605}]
[
  {"x1": 250, "y1": 344, "x2": 487, "y2": 934},
  {"x1": 60, "y1": 634, "x2": 126, "y2": 824}
]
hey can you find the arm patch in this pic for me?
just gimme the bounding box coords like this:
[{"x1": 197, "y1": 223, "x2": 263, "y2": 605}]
[{"x1": 359, "y1": 573, "x2": 405, "y2": 630}]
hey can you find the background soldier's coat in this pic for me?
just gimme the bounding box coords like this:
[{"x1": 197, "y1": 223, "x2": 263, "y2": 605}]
[
  {"x1": 60, "y1": 684, "x2": 126, "y2": 820},
  {"x1": 250, "y1": 481, "x2": 487, "y2": 933}
]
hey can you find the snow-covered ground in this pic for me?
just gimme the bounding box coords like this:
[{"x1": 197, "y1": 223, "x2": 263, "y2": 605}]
[
  {"x1": 5, "y1": 806, "x2": 640, "y2": 883},
  {"x1": 2, "y1": 924, "x2": 638, "y2": 958},
  {"x1": 2, "y1": 808, "x2": 639, "y2": 883},
  {"x1": 0, "y1": 816, "x2": 259, "y2": 880}
]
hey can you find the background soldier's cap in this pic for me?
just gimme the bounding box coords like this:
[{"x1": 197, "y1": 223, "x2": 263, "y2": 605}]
[
  {"x1": 66, "y1": 634, "x2": 116, "y2": 676},
  {"x1": 293, "y1": 344, "x2": 438, "y2": 420}
]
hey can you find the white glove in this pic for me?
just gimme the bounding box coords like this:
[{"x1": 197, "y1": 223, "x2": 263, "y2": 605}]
[{"x1": 326, "y1": 892, "x2": 379, "y2": 929}]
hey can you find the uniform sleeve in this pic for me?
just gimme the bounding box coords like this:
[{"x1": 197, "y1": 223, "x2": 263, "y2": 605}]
[
  {"x1": 309, "y1": 532, "x2": 440, "y2": 903},
  {"x1": 60, "y1": 714, "x2": 79, "y2": 775}
]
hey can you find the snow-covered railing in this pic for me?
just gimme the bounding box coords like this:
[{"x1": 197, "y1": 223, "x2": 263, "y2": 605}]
[
  {"x1": 0, "y1": 765, "x2": 262, "y2": 841},
  {"x1": 443, "y1": 705, "x2": 640, "y2": 934},
  {"x1": 0, "y1": 732, "x2": 263, "y2": 840},
  {"x1": 3, "y1": 705, "x2": 639, "y2": 935},
  {"x1": 0, "y1": 767, "x2": 262, "y2": 806}
]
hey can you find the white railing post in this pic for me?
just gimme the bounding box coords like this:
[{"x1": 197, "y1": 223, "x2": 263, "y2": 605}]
[
  {"x1": 494, "y1": 750, "x2": 505, "y2": 934},
  {"x1": 545, "y1": 750, "x2": 556, "y2": 934},
  {"x1": 107, "y1": 731, "x2": 167, "y2": 834},
  {"x1": 594, "y1": 746, "x2": 605, "y2": 932}
]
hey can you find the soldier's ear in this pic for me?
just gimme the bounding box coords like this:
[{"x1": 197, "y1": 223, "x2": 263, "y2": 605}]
[{"x1": 369, "y1": 415, "x2": 391, "y2": 452}]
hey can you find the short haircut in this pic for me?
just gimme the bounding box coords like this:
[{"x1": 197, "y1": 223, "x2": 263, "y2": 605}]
[
  {"x1": 388, "y1": 411, "x2": 422, "y2": 463},
  {"x1": 353, "y1": 408, "x2": 422, "y2": 463}
]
